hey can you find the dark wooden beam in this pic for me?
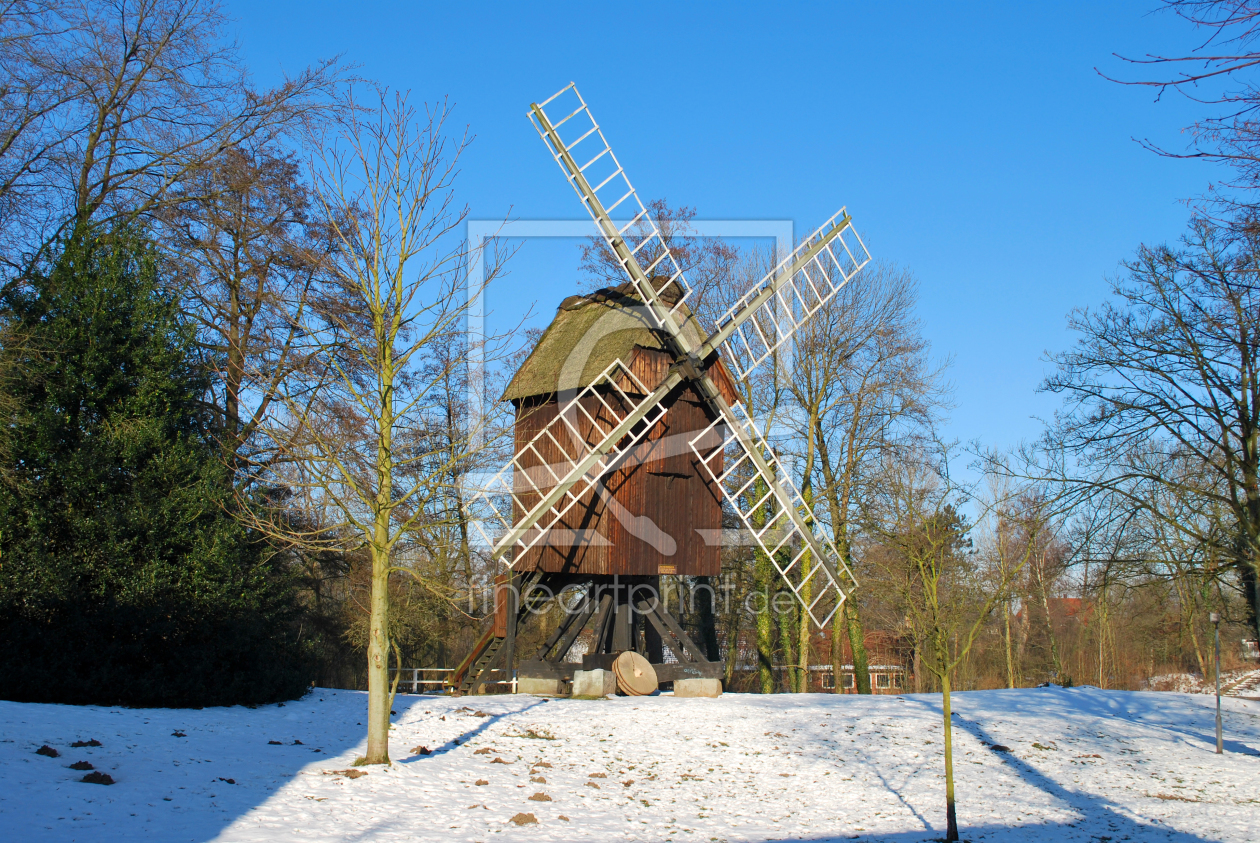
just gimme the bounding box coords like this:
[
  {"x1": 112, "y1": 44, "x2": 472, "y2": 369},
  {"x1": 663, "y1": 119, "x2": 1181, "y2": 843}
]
[
  {"x1": 503, "y1": 572, "x2": 519, "y2": 688},
  {"x1": 649, "y1": 600, "x2": 710, "y2": 664},
  {"x1": 586, "y1": 592, "x2": 615, "y2": 654},
  {"x1": 612, "y1": 592, "x2": 632, "y2": 652},
  {"x1": 537, "y1": 588, "x2": 597, "y2": 662},
  {"x1": 517, "y1": 659, "x2": 578, "y2": 680}
]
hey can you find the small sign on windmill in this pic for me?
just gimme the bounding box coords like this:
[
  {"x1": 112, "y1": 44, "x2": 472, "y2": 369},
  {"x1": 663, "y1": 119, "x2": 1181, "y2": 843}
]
[{"x1": 448, "y1": 83, "x2": 870, "y2": 697}]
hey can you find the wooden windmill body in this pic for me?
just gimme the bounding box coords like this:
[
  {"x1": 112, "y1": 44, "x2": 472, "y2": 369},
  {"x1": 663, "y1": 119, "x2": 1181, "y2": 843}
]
[{"x1": 451, "y1": 282, "x2": 738, "y2": 694}]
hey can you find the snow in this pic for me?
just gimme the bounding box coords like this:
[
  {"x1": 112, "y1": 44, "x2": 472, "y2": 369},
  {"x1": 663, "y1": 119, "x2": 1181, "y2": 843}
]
[{"x1": 2, "y1": 686, "x2": 1258, "y2": 842}]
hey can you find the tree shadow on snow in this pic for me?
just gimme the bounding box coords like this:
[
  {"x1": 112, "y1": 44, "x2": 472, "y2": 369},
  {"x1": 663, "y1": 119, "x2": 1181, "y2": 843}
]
[
  {"x1": 1031, "y1": 686, "x2": 1260, "y2": 756},
  {"x1": 394, "y1": 697, "x2": 547, "y2": 763},
  {"x1": 769, "y1": 690, "x2": 1234, "y2": 843},
  {"x1": 861, "y1": 694, "x2": 1224, "y2": 843},
  {"x1": 773, "y1": 819, "x2": 1212, "y2": 842}
]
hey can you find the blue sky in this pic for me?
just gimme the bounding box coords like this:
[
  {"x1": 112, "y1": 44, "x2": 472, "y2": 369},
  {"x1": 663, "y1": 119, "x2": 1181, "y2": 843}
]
[{"x1": 231, "y1": 1, "x2": 1215, "y2": 454}]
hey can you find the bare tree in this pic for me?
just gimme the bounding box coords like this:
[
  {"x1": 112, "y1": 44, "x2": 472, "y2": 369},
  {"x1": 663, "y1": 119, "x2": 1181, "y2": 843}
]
[
  {"x1": 1041, "y1": 215, "x2": 1260, "y2": 642},
  {"x1": 977, "y1": 475, "x2": 1022, "y2": 688},
  {"x1": 255, "y1": 88, "x2": 507, "y2": 764},
  {"x1": 0, "y1": 1, "x2": 68, "y2": 248},
  {"x1": 869, "y1": 443, "x2": 1040, "y2": 842},
  {"x1": 163, "y1": 141, "x2": 334, "y2": 475},
  {"x1": 1065, "y1": 447, "x2": 1241, "y2": 678},
  {"x1": 0, "y1": 0, "x2": 339, "y2": 271},
  {"x1": 1101, "y1": 1, "x2": 1260, "y2": 189},
  {"x1": 576, "y1": 198, "x2": 737, "y2": 308}
]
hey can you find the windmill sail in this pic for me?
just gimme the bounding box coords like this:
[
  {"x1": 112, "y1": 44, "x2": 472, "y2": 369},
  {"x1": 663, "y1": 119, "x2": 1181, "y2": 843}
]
[
  {"x1": 529, "y1": 84, "x2": 694, "y2": 332},
  {"x1": 701, "y1": 210, "x2": 871, "y2": 382}
]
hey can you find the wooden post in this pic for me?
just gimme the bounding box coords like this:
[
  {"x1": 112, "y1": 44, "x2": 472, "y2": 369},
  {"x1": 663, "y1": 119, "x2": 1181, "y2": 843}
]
[
  {"x1": 694, "y1": 575, "x2": 721, "y2": 661},
  {"x1": 504, "y1": 571, "x2": 519, "y2": 691},
  {"x1": 643, "y1": 576, "x2": 663, "y2": 662},
  {"x1": 493, "y1": 574, "x2": 509, "y2": 638},
  {"x1": 613, "y1": 577, "x2": 632, "y2": 652}
]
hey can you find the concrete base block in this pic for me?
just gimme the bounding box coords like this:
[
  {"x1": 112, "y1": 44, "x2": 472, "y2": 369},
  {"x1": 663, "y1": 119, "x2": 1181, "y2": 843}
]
[
  {"x1": 517, "y1": 677, "x2": 567, "y2": 696},
  {"x1": 572, "y1": 669, "x2": 616, "y2": 698},
  {"x1": 673, "y1": 677, "x2": 722, "y2": 698}
]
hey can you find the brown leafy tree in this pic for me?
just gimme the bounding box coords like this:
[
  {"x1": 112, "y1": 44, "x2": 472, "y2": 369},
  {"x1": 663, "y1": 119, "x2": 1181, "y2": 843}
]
[{"x1": 163, "y1": 142, "x2": 335, "y2": 475}]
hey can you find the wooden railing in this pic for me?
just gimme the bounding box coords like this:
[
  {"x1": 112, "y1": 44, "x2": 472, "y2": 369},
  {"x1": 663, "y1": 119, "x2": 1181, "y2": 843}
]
[{"x1": 390, "y1": 667, "x2": 516, "y2": 695}]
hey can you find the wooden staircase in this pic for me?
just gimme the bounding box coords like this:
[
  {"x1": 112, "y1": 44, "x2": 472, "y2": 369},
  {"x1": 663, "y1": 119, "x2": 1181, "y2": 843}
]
[
  {"x1": 449, "y1": 627, "x2": 504, "y2": 694},
  {"x1": 447, "y1": 571, "x2": 549, "y2": 695}
]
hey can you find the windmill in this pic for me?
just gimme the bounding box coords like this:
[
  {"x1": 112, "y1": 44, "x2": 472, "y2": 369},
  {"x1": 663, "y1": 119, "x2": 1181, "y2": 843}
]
[{"x1": 448, "y1": 83, "x2": 870, "y2": 696}]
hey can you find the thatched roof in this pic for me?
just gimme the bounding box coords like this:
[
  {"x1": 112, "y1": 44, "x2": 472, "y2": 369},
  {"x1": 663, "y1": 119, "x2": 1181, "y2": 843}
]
[{"x1": 502, "y1": 281, "x2": 713, "y2": 403}]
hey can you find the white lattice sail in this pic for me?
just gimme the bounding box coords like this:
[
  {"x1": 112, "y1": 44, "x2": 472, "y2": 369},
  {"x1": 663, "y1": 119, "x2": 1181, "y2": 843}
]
[
  {"x1": 529, "y1": 83, "x2": 694, "y2": 329},
  {"x1": 689, "y1": 403, "x2": 857, "y2": 626},
  {"x1": 710, "y1": 210, "x2": 871, "y2": 382}
]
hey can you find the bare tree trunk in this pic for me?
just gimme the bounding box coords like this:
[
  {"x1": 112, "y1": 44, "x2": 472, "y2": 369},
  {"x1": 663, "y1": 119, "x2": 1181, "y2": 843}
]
[
  {"x1": 756, "y1": 554, "x2": 775, "y2": 694},
  {"x1": 364, "y1": 542, "x2": 391, "y2": 764},
  {"x1": 723, "y1": 573, "x2": 742, "y2": 687},
  {"x1": 831, "y1": 604, "x2": 845, "y2": 693},
  {"x1": 1241, "y1": 557, "x2": 1260, "y2": 646},
  {"x1": 777, "y1": 585, "x2": 797, "y2": 692},
  {"x1": 1097, "y1": 591, "x2": 1111, "y2": 690},
  {"x1": 798, "y1": 572, "x2": 812, "y2": 692},
  {"x1": 1173, "y1": 572, "x2": 1208, "y2": 678},
  {"x1": 1240, "y1": 410, "x2": 1260, "y2": 646},
  {"x1": 748, "y1": 473, "x2": 777, "y2": 694},
  {"x1": 363, "y1": 339, "x2": 396, "y2": 765},
  {"x1": 1035, "y1": 553, "x2": 1062, "y2": 680},
  {"x1": 796, "y1": 452, "x2": 817, "y2": 693},
  {"x1": 1004, "y1": 600, "x2": 1016, "y2": 688},
  {"x1": 1016, "y1": 596, "x2": 1030, "y2": 669},
  {"x1": 846, "y1": 599, "x2": 871, "y2": 694}
]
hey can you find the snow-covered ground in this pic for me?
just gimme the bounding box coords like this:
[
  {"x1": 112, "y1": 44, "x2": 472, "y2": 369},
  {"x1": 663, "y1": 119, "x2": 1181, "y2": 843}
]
[
  {"x1": 2, "y1": 686, "x2": 1258, "y2": 842},
  {"x1": 1145, "y1": 668, "x2": 1260, "y2": 696}
]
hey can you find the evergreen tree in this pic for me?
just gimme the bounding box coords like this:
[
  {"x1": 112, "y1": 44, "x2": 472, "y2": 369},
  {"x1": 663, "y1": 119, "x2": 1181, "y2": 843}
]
[{"x1": 0, "y1": 227, "x2": 311, "y2": 707}]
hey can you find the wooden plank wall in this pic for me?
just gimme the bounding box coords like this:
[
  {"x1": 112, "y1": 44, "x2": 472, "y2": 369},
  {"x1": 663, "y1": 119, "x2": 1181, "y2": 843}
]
[
  {"x1": 617, "y1": 346, "x2": 741, "y2": 407},
  {"x1": 511, "y1": 382, "x2": 725, "y2": 577}
]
